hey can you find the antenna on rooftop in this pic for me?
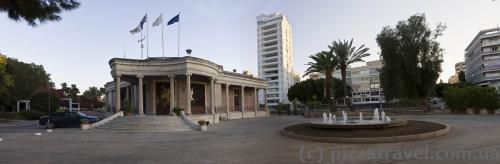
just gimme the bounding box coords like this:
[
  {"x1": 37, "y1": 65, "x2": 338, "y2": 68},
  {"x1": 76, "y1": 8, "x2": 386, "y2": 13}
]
[{"x1": 123, "y1": 42, "x2": 127, "y2": 58}]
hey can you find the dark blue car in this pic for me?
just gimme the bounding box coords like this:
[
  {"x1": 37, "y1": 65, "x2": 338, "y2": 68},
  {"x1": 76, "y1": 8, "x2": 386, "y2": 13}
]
[{"x1": 39, "y1": 112, "x2": 101, "y2": 128}]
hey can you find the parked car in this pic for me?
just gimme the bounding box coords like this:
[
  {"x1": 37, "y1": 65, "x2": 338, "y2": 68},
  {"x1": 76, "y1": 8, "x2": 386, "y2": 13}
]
[{"x1": 39, "y1": 111, "x2": 102, "y2": 128}]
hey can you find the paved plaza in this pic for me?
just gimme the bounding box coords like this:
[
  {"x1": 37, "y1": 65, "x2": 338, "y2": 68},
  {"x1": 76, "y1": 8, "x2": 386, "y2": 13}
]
[{"x1": 1, "y1": 115, "x2": 500, "y2": 163}]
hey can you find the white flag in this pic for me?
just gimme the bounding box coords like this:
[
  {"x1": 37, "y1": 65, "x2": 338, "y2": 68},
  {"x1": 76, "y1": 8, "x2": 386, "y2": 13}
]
[
  {"x1": 152, "y1": 13, "x2": 163, "y2": 27},
  {"x1": 130, "y1": 24, "x2": 142, "y2": 34}
]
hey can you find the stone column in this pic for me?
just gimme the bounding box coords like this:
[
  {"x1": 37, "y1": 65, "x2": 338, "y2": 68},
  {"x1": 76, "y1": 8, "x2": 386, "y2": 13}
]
[
  {"x1": 169, "y1": 75, "x2": 175, "y2": 115},
  {"x1": 210, "y1": 77, "x2": 215, "y2": 114},
  {"x1": 186, "y1": 73, "x2": 192, "y2": 115},
  {"x1": 241, "y1": 86, "x2": 245, "y2": 118},
  {"x1": 104, "y1": 92, "x2": 108, "y2": 112},
  {"x1": 69, "y1": 99, "x2": 73, "y2": 112},
  {"x1": 225, "y1": 84, "x2": 230, "y2": 119},
  {"x1": 264, "y1": 88, "x2": 268, "y2": 113},
  {"x1": 115, "y1": 75, "x2": 121, "y2": 112},
  {"x1": 254, "y1": 88, "x2": 258, "y2": 117},
  {"x1": 138, "y1": 75, "x2": 144, "y2": 115},
  {"x1": 125, "y1": 85, "x2": 130, "y2": 104}
]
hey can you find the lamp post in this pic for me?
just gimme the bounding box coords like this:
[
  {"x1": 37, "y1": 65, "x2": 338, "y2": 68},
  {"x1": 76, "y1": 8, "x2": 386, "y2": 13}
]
[{"x1": 186, "y1": 49, "x2": 192, "y2": 56}]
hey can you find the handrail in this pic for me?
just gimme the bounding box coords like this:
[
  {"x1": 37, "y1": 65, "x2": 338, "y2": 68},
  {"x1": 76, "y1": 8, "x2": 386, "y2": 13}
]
[
  {"x1": 180, "y1": 111, "x2": 201, "y2": 131},
  {"x1": 81, "y1": 111, "x2": 123, "y2": 130}
]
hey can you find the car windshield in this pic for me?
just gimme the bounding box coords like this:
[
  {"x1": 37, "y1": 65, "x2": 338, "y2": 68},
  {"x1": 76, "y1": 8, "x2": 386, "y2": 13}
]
[{"x1": 76, "y1": 112, "x2": 88, "y2": 117}]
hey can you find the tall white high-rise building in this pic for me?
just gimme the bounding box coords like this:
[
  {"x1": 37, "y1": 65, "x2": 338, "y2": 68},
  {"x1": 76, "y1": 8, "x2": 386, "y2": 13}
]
[{"x1": 257, "y1": 13, "x2": 297, "y2": 107}]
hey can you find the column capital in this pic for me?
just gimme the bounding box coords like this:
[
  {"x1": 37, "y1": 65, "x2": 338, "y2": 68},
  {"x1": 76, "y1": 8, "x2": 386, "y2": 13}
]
[
  {"x1": 137, "y1": 75, "x2": 144, "y2": 78},
  {"x1": 114, "y1": 74, "x2": 122, "y2": 78},
  {"x1": 185, "y1": 73, "x2": 192, "y2": 76},
  {"x1": 168, "y1": 74, "x2": 175, "y2": 78},
  {"x1": 241, "y1": 85, "x2": 245, "y2": 89}
]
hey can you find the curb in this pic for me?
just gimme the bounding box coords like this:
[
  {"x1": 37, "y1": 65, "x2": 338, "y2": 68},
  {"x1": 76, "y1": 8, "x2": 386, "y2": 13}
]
[{"x1": 280, "y1": 122, "x2": 452, "y2": 144}]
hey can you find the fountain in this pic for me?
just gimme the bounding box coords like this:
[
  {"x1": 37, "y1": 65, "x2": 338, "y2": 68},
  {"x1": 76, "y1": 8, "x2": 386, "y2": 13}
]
[
  {"x1": 323, "y1": 112, "x2": 327, "y2": 122},
  {"x1": 284, "y1": 108, "x2": 450, "y2": 143},
  {"x1": 359, "y1": 112, "x2": 363, "y2": 123},
  {"x1": 342, "y1": 111, "x2": 348, "y2": 124},
  {"x1": 310, "y1": 109, "x2": 406, "y2": 129},
  {"x1": 373, "y1": 108, "x2": 380, "y2": 121}
]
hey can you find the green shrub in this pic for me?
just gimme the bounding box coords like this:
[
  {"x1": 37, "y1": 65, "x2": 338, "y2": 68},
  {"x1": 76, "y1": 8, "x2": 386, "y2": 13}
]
[
  {"x1": 276, "y1": 103, "x2": 290, "y2": 116},
  {"x1": 443, "y1": 86, "x2": 500, "y2": 114},
  {"x1": 123, "y1": 101, "x2": 133, "y2": 114},
  {"x1": 173, "y1": 107, "x2": 183, "y2": 116},
  {"x1": 19, "y1": 110, "x2": 46, "y2": 120}
]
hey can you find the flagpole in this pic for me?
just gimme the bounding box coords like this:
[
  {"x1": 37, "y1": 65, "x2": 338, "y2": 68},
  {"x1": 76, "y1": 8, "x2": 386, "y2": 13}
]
[
  {"x1": 177, "y1": 12, "x2": 180, "y2": 57},
  {"x1": 140, "y1": 30, "x2": 143, "y2": 59},
  {"x1": 161, "y1": 13, "x2": 165, "y2": 58},
  {"x1": 123, "y1": 41, "x2": 126, "y2": 58},
  {"x1": 147, "y1": 13, "x2": 149, "y2": 58}
]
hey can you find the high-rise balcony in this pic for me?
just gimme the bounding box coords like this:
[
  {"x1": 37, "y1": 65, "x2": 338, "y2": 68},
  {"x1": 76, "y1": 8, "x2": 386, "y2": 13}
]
[
  {"x1": 262, "y1": 50, "x2": 278, "y2": 56},
  {"x1": 262, "y1": 45, "x2": 278, "y2": 52}
]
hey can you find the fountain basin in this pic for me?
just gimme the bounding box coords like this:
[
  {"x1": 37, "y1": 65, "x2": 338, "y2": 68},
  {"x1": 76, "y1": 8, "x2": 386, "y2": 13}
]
[
  {"x1": 310, "y1": 119, "x2": 407, "y2": 130},
  {"x1": 281, "y1": 120, "x2": 451, "y2": 143}
]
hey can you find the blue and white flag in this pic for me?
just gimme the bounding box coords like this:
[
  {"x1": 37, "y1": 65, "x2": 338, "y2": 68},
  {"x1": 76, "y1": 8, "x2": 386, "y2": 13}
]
[
  {"x1": 152, "y1": 13, "x2": 163, "y2": 27},
  {"x1": 167, "y1": 14, "x2": 179, "y2": 25},
  {"x1": 130, "y1": 14, "x2": 148, "y2": 35}
]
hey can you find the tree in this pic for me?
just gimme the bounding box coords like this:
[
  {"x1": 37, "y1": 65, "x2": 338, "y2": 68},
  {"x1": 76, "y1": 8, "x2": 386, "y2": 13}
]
[
  {"x1": 68, "y1": 84, "x2": 79, "y2": 100},
  {"x1": 30, "y1": 89, "x2": 59, "y2": 113},
  {"x1": 376, "y1": 13, "x2": 445, "y2": 112},
  {"x1": 329, "y1": 39, "x2": 370, "y2": 110},
  {"x1": 4, "y1": 57, "x2": 51, "y2": 111},
  {"x1": 458, "y1": 71, "x2": 466, "y2": 84},
  {"x1": 82, "y1": 86, "x2": 104, "y2": 109},
  {"x1": 0, "y1": 0, "x2": 80, "y2": 26},
  {"x1": 433, "y1": 82, "x2": 452, "y2": 98},
  {"x1": 60, "y1": 82, "x2": 70, "y2": 97},
  {"x1": 0, "y1": 54, "x2": 13, "y2": 110},
  {"x1": 288, "y1": 78, "x2": 348, "y2": 103},
  {"x1": 304, "y1": 51, "x2": 339, "y2": 112}
]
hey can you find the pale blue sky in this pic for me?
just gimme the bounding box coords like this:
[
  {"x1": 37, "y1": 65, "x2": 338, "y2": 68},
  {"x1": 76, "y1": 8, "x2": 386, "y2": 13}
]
[{"x1": 0, "y1": 0, "x2": 499, "y2": 90}]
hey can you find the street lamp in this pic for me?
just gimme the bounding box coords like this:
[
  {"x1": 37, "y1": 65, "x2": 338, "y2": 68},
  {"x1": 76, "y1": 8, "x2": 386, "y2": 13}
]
[{"x1": 186, "y1": 49, "x2": 192, "y2": 56}]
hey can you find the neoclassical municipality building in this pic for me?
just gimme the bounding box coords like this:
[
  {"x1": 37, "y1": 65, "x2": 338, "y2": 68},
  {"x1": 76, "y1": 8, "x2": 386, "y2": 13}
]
[{"x1": 104, "y1": 56, "x2": 269, "y2": 119}]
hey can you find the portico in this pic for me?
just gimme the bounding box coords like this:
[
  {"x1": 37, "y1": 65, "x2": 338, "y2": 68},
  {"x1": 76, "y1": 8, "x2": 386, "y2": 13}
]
[{"x1": 105, "y1": 57, "x2": 268, "y2": 119}]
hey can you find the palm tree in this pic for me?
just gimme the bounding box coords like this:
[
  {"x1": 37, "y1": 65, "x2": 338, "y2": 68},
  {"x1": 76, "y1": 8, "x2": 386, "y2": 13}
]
[
  {"x1": 304, "y1": 51, "x2": 339, "y2": 112},
  {"x1": 329, "y1": 39, "x2": 370, "y2": 110}
]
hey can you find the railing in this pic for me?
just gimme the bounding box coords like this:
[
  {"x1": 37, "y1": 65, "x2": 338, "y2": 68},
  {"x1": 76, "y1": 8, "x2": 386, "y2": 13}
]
[
  {"x1": 180, "y1": 111, "x2": 201, "y2": 131},
  {"x1": 81, "y1": 111, "x2": 123, "y2": 130}
]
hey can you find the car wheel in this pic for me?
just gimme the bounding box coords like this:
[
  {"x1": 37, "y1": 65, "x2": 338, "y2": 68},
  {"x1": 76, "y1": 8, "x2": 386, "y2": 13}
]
[{"x1": 46, "y1": 122, "x2": 55, "y2": 129}]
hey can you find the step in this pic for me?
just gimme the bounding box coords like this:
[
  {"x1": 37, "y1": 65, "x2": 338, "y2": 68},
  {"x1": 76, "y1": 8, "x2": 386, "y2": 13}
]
[{"x1": 92, "y1": 116, "x2": 193, "y2": 132}]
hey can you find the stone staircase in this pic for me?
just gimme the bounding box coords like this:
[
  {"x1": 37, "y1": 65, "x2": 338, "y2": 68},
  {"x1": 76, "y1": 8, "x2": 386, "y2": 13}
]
[{"x1": 93, "y1": 116, "x2": 193, "y2": 132}]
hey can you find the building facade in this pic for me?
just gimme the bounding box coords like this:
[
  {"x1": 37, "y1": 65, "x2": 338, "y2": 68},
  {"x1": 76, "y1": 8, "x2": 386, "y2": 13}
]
[
  {"x1": 332, "y1": 60, "x2": 385, "y2": 105},
  {"x1": 104, "y1": 57, "x2": 268, "y2": 117},
  {"x1": 256, "y1": 13, "x2": 296, "y2": 107},
  {"x1": 448, "y1": 62, "x2": 465, "y2": 84},
  {"x1": 465, "y1": 28, "x2": 500, "y2": 89}
]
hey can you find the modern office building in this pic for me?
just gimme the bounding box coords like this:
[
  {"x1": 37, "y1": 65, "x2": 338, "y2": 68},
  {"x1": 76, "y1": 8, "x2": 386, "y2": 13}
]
[
  {"x1": 448, "y1": 62, "x2": 466, "y2": 84},
  {"x1": 256, "y1": 13, "x2": 296, "y2": 107},
  {"x1": 465, "y1": 27, "x2": 500, "y2": 89},
  {"x1": 332, "y1": 60, "x2": 385, "y2": 105}
]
